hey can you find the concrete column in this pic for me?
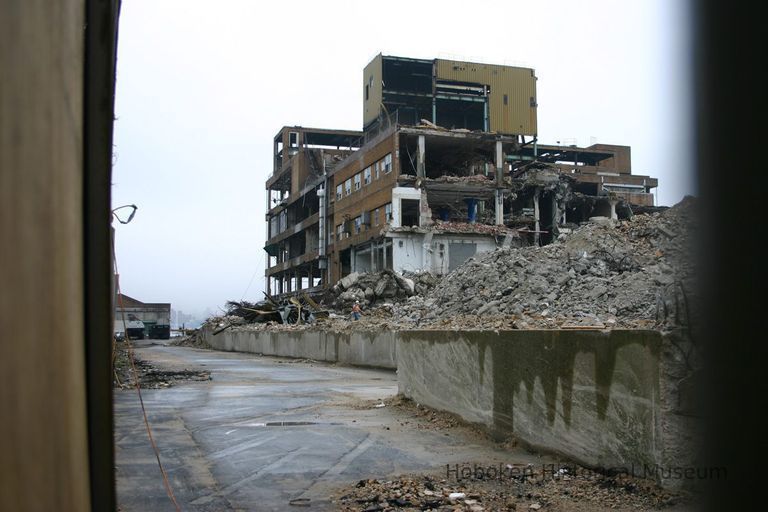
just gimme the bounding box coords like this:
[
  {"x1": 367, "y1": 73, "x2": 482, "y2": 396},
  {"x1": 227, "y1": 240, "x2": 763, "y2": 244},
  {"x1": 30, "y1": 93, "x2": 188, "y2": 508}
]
[
  {"x1": 610, "y1": 200, "x2": 618, "y2": 220},
  {"x1": 533, "y1": 189, "x2": 541, "y2": 246},
  {"x1": 465, "y1": 198, "x2": 478, "y2": 223},
  {"x1": 495, "y1": 189, "x2": 504, "y2": 225},
  {"x1": 552, "y1": 196, "x2": 559, "y2": 229},
  {"x1": 495, "y1": 140, "x2": 503, "y2": 186},
  {"x1": 351, "y1": 247, "x2": 356, "y2": 272},
  {"x1": 417, "y1": 135, "x2": 425, "y2": 178},
  {"x1": 370, "y1": 243, "x2": 375, "y2": 271},
  {"x1": 419, "y1": 190, "x2": 433, "y2": 227},
  {"x1": 422, "y1": 231, "x2": 433, "y2": 272},
  {"x1": 266, "y1": 190, "x2": 271, "y2": 237},
  {"x1": 383, "y1": 241, "x2": 388, "y2": 269}
]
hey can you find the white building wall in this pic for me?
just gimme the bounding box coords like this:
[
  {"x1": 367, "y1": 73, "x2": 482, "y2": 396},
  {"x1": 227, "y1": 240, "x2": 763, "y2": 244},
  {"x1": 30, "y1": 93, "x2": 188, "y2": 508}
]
[
  {"x1": 389, "y1": 232, "x2": 499, "y2": 275},
  {"x1": 391, "y1": 187, "x2": 422, "y2": 228},
  {"x1": 390, "y1": 234, "x2": 425, "y2": 273}
]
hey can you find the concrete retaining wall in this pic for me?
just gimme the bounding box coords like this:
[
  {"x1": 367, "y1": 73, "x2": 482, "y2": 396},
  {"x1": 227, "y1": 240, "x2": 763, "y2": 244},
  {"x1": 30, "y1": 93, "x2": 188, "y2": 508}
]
[
  {"x1": 397, "y1": 329, "x2": 700, "y2": 488},
  {"x1": 202, "y1": 326, "x2": 700, "y2": 487},
  {"x1": 202, "y1": 327, "x2": 397, "y2": 369}
]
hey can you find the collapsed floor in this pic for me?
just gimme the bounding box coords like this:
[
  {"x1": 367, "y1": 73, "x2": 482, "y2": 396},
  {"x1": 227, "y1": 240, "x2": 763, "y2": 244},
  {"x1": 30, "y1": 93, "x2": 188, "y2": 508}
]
[{"x1": 209, "y1": 197, "x2": 697, "y2": 333}]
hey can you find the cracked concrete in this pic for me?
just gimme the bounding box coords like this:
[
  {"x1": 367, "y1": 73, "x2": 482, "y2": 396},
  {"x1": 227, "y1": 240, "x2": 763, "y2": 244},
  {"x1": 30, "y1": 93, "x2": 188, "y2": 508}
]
[{"x1": 115, "y1": 340, "x2": 546, "y2": 511}]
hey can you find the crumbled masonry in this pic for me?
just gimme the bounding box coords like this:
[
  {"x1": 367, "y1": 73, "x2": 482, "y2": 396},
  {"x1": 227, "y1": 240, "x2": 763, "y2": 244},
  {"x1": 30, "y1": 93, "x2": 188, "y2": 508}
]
[
  {"x1": 396, "y1": 196, "x2": 698, "y2": 330},
  {"x1": 210, "y1": 197, "x2": 697, "y2": 332}
]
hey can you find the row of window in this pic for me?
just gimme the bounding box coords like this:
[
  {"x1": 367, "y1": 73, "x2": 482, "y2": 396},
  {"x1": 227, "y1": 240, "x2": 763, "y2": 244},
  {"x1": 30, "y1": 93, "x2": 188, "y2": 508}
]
[
  {"x1": 335, "y1": 153, "x2": 392, "y2": 201},
  {"x1": 335, "y1": 203, "x2": 392, "y2": 240}
]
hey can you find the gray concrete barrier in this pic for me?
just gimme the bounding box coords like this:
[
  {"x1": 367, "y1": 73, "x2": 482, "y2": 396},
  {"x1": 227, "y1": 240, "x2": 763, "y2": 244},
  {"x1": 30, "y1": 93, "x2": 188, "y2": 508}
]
[
  {"x1": 202, "y1": 327, "x2": 397, "y2": 369},
  {"x1": 396, "y1": 329, "x2": 703, "y2": 489},
  {"x1": 201, "y1": 326, "x2": 702, "y2": 488}
]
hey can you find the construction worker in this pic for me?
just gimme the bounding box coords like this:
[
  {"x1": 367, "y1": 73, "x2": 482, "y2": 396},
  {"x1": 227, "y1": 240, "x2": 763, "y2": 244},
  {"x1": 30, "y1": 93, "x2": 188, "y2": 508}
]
[{"x1": 351, "y1": 300, "x2": 362, "y2": 321}]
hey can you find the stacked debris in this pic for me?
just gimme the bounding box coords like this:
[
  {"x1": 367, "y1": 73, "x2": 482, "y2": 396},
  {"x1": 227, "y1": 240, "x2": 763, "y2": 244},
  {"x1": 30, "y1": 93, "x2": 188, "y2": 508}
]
[
  {"x1": 432, "y1": 174, "x2": 493, "y2": 183},
  {"x1": 207, "y1": 198, "x2": 697, "y2": 333},
  {"x1": 328, "y1": 269, "x2": 423, "y2": 308},
  {"x1": 209, "y1": 293, "x2": 329, "y2": 332},
  {"x1": 404, "y1": 271, "x2": 440, "y2": 296},
  {"x1": 224, "y1": 299, "x2": 281, "y2": 323},
  {"x1": 429, "y1": 220, "x2": 514, "y2": 236},
  {"x1": 395, "y1": 197, "x2": 699, "y2": 331}
]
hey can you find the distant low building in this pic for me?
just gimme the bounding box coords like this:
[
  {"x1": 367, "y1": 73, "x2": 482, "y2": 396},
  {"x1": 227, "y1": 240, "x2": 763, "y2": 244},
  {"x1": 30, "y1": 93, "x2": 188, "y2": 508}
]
[{"x1": 115, "y1": 293, "x2": 171, "y2": 339}]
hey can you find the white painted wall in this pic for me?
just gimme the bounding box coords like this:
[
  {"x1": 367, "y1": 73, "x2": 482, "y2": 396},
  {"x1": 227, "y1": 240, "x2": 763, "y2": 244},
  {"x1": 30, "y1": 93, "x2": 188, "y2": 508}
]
[
  {"x1": 389, "y1": 232, "x2": 499, "y2": 275},
  {"x1": 390, "y1": 234, "x2": 425, "y2": 273},
  {"x1": 391, "y1": 187, "x2": 422, "y2": 228}
]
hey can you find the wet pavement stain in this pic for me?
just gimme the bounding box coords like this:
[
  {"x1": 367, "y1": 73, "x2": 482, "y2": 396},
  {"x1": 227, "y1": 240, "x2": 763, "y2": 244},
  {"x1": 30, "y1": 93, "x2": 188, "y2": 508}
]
[{"x1": 115, "y1": 341, "x2": 545, "y2": 512}]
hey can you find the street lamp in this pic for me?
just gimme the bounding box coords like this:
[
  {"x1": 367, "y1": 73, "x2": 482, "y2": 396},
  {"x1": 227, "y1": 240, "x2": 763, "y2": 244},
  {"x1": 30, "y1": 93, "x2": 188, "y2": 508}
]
[{"x1": 112, "y1": 204, "x2": 137, "y2": 224}]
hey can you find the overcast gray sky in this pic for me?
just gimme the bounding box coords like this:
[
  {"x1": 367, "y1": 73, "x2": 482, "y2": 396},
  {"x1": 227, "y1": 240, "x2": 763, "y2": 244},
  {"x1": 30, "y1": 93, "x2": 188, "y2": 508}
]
[{"x1": 112, "y1": 0, "x2": 693, "y2": 316}]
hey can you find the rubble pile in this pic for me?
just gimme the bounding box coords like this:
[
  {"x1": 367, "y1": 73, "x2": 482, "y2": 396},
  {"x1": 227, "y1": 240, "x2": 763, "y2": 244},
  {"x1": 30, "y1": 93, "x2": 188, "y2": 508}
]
[
  {"x1": 204, "y1": 294, "x2": 329, "y2": 332},
  {"x1": 406, "y1": 271, "x2": 441, "y2": 296},
  {"x1": 328, "y1": 269, "x2": 434, "y2": 309},
  {"x1": 171, "y1": 329, "x2": 210, "y2": 348},
  {"x1": 395, "y1": 197, "x2": 698, "y2": 330},
  {"x1": 206, "y1": 198, "x2": 697, "y2": 333},
  {"x1": 430, "y1": 220, "x2": 514, "y2": 236},
  {"x1": 432, "y1": 174, "x2": 493, "y2": 184}
]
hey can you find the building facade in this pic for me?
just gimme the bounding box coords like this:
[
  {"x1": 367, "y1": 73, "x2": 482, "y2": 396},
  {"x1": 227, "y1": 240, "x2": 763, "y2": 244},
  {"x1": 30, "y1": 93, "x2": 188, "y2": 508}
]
[
  {"x1": 114, "y1": 293, "x2": 171, "y2": 339},
  {"x1": 264, "y1": 54, "x2": 659, "y2": 297}
]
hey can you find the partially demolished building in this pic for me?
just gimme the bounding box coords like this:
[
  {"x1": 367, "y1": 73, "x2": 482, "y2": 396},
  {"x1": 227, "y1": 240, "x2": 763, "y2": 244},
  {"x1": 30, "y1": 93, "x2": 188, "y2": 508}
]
[{"x1": 264, "y1": 54, "x2": 658, "y2": 296}]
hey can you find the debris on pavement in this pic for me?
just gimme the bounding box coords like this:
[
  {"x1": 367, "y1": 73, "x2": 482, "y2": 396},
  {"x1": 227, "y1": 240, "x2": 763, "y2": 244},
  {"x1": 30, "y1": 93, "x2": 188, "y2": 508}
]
[
  {"x1": 171, "y1": 328, "x2": 211, "y2": 348},
  {"x1": 332, "y1": 467, "x2": 691, "y2": 511},
  {"x1": 112, "y1": 344, "x2": 211, "y2": 389}
]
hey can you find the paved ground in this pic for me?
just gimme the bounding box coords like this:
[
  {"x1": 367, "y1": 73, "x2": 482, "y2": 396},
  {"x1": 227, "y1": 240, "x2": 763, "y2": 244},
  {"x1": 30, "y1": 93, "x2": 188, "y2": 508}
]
[{"x1": 114, "y1": 340, "x2": 546, "y2": 511}]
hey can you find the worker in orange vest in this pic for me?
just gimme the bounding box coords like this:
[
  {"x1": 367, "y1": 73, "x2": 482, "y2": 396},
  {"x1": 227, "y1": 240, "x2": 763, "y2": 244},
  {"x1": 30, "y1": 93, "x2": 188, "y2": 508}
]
[{"x1": 351, "y1": 300, "x2": 362, "y2": 321}]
